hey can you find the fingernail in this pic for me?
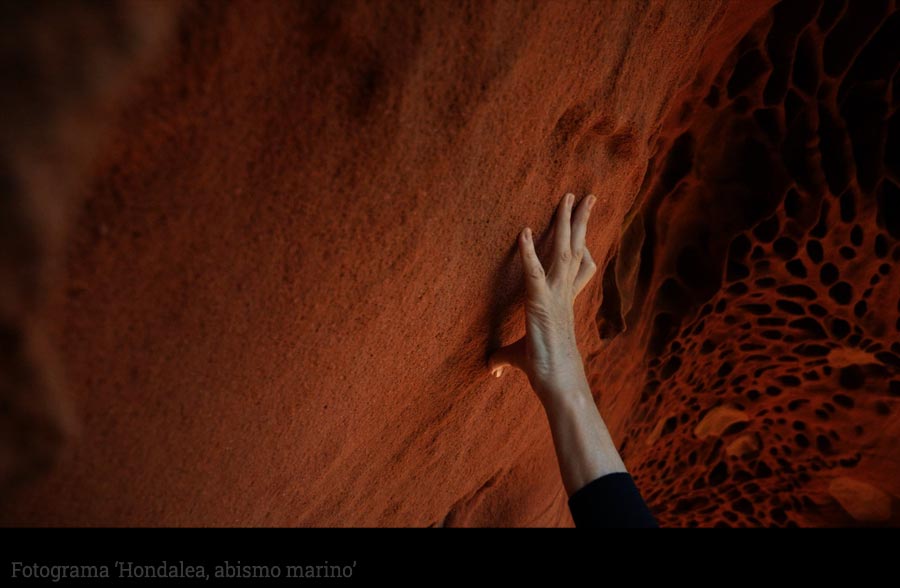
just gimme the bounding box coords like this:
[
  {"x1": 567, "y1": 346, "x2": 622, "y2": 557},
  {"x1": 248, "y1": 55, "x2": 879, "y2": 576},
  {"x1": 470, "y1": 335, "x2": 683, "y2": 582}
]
[
  {"x1": 588, "y1": 194, "x2": 596, "y2": 209},
  {"x1": 566, "y1": 193, "x2": 574, "y2": 206},
  {"x1": 523, "y1": 228, "x2": 531, "y2": 241}
]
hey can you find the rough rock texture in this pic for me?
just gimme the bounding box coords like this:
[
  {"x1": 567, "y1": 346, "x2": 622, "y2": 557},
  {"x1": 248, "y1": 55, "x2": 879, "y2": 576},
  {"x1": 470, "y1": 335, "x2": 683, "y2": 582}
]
[
  {"x1": 602, "y1": 0, "x2": 900, "y2": 527},
  {"x1": 2, "y1": 0, "x2": 898, "y2": 526}
]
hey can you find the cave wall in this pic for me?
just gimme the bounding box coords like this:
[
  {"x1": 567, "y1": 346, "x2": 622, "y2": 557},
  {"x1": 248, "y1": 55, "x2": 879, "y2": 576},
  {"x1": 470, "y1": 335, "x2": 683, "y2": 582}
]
[
  {"x1": 4, "y1": 0, "x2": 897, "y2": 527},
  {"x1": 0, "y1": 0, "x2": 175, "y2": 496},
  {"x1": 601, "y1": 0, "x2": 900, "y2": 526}
]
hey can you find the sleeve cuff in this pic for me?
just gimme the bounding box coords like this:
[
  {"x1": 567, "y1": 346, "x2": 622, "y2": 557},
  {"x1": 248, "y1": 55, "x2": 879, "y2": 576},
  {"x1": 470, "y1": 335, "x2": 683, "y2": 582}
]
[{"x1": 568, "y1": 472, "x2": 659, "y2": 528}]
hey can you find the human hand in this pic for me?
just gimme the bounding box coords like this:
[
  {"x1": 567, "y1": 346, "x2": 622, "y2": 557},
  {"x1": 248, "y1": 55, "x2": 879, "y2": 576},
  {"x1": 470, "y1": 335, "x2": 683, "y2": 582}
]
[{"x1": 488, "y1": 192, "x2": 599, "y2": 407}]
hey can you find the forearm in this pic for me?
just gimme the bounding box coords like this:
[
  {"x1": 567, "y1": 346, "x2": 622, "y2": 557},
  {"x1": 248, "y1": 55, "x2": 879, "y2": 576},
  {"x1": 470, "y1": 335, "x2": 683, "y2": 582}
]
[
  {"x1": 490, "y1": 193, "x2": 654, "y2": 525},
  {"x1": 541, "y1": 376, "x2": 627, "y2": 497}
]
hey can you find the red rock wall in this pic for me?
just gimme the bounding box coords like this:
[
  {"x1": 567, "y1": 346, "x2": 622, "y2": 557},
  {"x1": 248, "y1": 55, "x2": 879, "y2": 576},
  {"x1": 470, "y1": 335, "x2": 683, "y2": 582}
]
[
  {"x1": 3, "y1": 0, "x2": 897, "y2": 526},
  {"x1": 601, "y1": 0, "x2": 900, "y2": 526}
]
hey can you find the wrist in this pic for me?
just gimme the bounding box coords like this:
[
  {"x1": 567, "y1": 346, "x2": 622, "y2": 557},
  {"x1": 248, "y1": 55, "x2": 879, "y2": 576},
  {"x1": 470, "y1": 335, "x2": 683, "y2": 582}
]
[{"x1": 537, "y1": 371, "x2": 593, "y2": 413}]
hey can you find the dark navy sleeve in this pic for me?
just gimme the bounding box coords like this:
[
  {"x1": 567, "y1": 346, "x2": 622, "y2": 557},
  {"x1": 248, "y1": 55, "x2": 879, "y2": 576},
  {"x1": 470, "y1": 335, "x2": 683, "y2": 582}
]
[{"x1": 567, "y1": 472, "x2": 658, "y2": 528}]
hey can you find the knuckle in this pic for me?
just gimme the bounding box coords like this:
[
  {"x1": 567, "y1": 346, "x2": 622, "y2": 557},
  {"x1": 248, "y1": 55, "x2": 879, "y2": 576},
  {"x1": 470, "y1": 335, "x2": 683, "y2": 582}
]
[
  {"x1": 559, "y1": 248, "x2": 572, "y2": 263},
  {"x1": 529, "y1": 268, "x2": 545, "y2": 280}
]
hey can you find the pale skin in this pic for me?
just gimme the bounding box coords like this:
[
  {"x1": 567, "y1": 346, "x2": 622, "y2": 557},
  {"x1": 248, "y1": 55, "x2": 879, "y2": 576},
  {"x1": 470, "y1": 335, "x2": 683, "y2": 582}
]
[{"x1": 488, "y1": 192, "x2": 627, "y2": 497}]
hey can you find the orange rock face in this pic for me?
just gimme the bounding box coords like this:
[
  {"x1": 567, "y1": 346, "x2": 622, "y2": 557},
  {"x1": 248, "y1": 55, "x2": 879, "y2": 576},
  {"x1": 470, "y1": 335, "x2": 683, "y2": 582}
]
[
  {"x1": 601, "y1": 0, "x2": 900, "y2": 526},
  {"x1": 2, "y1": 0, "x2": 897, "y2": 526}
]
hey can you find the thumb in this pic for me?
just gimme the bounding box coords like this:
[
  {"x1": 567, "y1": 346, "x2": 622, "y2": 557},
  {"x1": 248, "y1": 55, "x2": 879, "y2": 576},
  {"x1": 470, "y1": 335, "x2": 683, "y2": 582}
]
[{"x1": 488, "y1": 336, "x2": 527, "y2": 378}]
